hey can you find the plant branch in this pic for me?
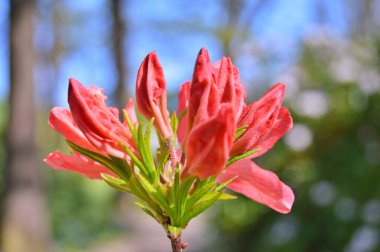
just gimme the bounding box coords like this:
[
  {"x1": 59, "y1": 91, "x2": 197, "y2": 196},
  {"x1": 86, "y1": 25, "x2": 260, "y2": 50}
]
[{"x1": 168, "y1": 233, "x2": 187, "y2": 252}]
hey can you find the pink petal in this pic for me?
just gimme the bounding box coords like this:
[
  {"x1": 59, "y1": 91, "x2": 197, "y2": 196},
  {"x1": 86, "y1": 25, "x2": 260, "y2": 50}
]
[
  {"x1": 213, "y1": 58, "x2": 246, "y2": 121},
  {"x1": 217, "y1": 159, "x2": 294, "y2": 214},
  {"x1": 251, "y1": 107, "x2": 293, "y2": 158},
  {"x1": 177, "y1": 81, "x2": 191, "y2": 145},
  {"x1": 68, "y1": 78, "x2": 135, "y2": 158},
  {"x1": 48, "y1": 107, "x2": 100, "y2": 153},
  {"x1": 182, "y1": 104, "x2": 235, "y2": 180},
  {"x1": 215, "y1": 57, "x2": 235, "y2": 106},
  {"x1": 124, "y1": 98, "x2": 138, "y2": 126},
  {"x1": 238, "y1": 83, "x2": 285, "y2": 128},
  {"x1": 233, "y1": 70, "x2": 246, "y2": 121},
  {"x1": 44, "y1": 151, "x2": 115, "y2": 179},
  {"x1": 231, "y1": 83, "x2": 287, "y2": 156},
  {"x1": 188, "y1": 48, "x2": 220, "y2": 130},
  {"x1": 136, "y1": 52, "x2": 173, "y2": 139}
]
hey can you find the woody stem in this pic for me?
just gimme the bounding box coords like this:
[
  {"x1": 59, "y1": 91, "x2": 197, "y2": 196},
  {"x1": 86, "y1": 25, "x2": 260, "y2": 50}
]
[{"x1": 168, "y1": 233, "x2": 186, "y2": 252}]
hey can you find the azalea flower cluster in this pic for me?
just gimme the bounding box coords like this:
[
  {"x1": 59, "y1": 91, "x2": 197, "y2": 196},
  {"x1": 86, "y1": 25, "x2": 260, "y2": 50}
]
[{"x1": 44, "y1": 48, "x2": 294, "y2": 244}]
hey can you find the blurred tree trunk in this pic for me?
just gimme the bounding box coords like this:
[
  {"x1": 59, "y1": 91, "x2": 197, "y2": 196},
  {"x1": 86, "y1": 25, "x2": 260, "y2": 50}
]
[
  {"x1": 1, "y1": 0, "x2": 51, "y2": 251},
  {"x1": 218, "y1": 0, "x2": 269, "y2": 60},
  {"x1": 112, "y1": 0, "x2": 128, "y2": 108}
]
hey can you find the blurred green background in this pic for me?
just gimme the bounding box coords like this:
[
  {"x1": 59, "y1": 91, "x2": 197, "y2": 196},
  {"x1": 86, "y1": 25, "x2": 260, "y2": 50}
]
[{"x1": 1, "y1": 0, "x2": 380, "y2": 251}]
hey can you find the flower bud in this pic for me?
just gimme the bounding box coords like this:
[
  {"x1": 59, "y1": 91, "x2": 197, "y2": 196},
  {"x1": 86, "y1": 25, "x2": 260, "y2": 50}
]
[{"x1": 136, "y1": 52, "x2": 173, "y2": 139}]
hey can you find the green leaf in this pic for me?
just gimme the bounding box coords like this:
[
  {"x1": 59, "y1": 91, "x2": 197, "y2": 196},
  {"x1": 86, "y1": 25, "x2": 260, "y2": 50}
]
[
  {"x1": 215, "y1": 175, "x2": 237, "y2": 192},
  {"x1": 226, "y1": 148, "x2": 260, "y2": 167},
  {"x1": 175, "y1": 177, "x2": 195, "y2": 226},
  {"x1": 156, "y1": 139, "x2": 170, "y2": 175},
  {"x1": 136, "y1": 173, "x2": 174, "y2": 219},
  {"x1": 178, "y1": 108, "x2": 187, "y2": 122},
  {"x1": 137, "y1": 122, "x2": 156, "y2": 182},
  {"x1": 122, "y1": 109, "x2": 137, "y2": 139},
  {"x1": 198, "y1": 192, "x2": 236, "y2": 202},
  {"x1": 181, "y1": 192, "x2": 224, "y2": 226},
  {"x1": 234, "y1": 125, "x2": 247, "y2": 141},
  {"x1": 109, "y1": 155, "x2": 131, "y2": 179},
  {"x1": 184, "y1": 178, "x2": 216, "y2": 212},
  {"x1": 129, "y1": 174, "x2": 162, "y2": 215},
  {"x1": 170, "y1": 111, "x2": 179, "y2": 135},
  {"x1": 217, "y1": 193, "x2": 237, "y2": 200},
  {"x1": 135, "y1": 202, "x2": 156, "y2": 220},
  {"x1": 119, "y1": 142, "x2": 148, "y2": 177},
  {"x1": 144, "y1": 119, "x2": 157, "y2": 178},
  {"x1": 134, "y1": 201, "x2": 164, "y2": 223},
  {"x1": 67, "y1": 141, "x2": 128, "y2": 180},
  {"x1": 101, "y1": 174, "x2": 130, "y2": 192}
]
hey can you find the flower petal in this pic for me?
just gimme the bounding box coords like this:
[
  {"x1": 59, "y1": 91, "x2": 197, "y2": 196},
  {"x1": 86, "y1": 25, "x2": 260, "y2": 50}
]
[
  {"x1": 251, "y1": 107, "x2": 293, "y2": 158},
  {"x1": 177, "y1": 81, "x2": 191, "y2": 144},
  {"x1": 44, "y1": 151, "x2": 115, "y2": 179},
  {"x1": 215, "y1": 57, "x2": 235, "y2": 106},
  {"x1": 213, "y1": 58, "x2": 246, "y2": 121},
  {"x1": 136, "y1": 52, "x2": 173, "y2": 139},
  {"x1": 48, "y1": 107, "x2": 100, "y2": 153},
  {"x1": 217, "y1": 159, "x2": 294, "y2": 214},
  {"x1": 124, "y1": 98, "x2": 138, "y2": 127},
  {"x1": 182, "y1": 104, "x2": 235, "y2": 180},
  {"x1": 231, "y1": 83, "x2": 286, "y2": 156},
  {"x1": 188, "y1": 48, "x2": 220, "y2": 130}
]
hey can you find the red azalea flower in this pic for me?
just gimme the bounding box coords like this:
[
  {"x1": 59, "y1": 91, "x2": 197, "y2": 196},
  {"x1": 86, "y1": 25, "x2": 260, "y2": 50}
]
[{"x1": 45, "y1": 48, "x2": 294, "y2": 214}]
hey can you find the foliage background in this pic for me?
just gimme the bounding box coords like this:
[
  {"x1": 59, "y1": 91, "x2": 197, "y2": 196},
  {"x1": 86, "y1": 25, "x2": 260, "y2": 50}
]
[{"x1": 0, "y1": 0, "x2": 380, "y2": 251}]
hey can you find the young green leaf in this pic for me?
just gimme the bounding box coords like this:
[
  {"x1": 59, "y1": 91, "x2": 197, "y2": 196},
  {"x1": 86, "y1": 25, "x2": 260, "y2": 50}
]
[
  {"x1": 122, "y1": 109, "x2": 137, "y2": 139},
  {"x1": 119, "y1": 142, "x2": 148, "y2": 177},
  {"x1": 215, "y1": 175, "x2": 237, "y2": 192},
  {"x1": 226, "y1": 148, "x2": 260, "y2": 167},
  {"x1": 67, "y1": 140, "x2": 128, "y2": 180},
  {"x1": 134, "y1": 201, "x2": 164, "y2": 223},
  {"x1": 234, "y1": 125, "x2": 247, "y2": 141},
  {"x1": 137, "y1": 122, "x2": 156, "y2": 182},
  {"x1": 175, "y1": 177, "x2": 195, "y2": 226},
  {"x1": 136, "y1": 173, "x2": 175, "y2": 219},
  {"x1": 109, "y1": 155, "x2": 132, "y2": 179},
  {"x1": 101, "y1": 174, "x2": 130, "y2": 192},
  {"x1": 170, "y1": 112, "x2": 178, "y2": 135},
  {"x1": 184, "y1": 179, "x2": 216, "y2": 213},
  {"x1": 178, "y1": 108, "x2": 187, "y2": 122},
  {"x1": 181, "y1": 192, "x2": 224, "y2": 226}
]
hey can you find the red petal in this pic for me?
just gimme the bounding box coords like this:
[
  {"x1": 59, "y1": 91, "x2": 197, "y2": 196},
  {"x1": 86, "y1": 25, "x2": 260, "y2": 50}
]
[
  {"x1": 182, "y1": 104, "x2": 235, "y2": 180},
  {"x1": 48, "y1": 107, "x2": 101, "y2": 153},
  {"x1": 188, "y1": 48, "x2": 220, "y2": 130},
  {"x1": 177, "y1": 81, "x2": 191, "y2": 144},
  {"x1": 216, "y1": 57, "x2": 235, "y2": 105},
  {"x1": 68, "y1": 78, "x2": 135, "y2": 158},
  {"x1": 136, "y1": 52, "x2": 173, "y2": 138},
  {"x1": 251, "y1": 107, "x2": 293, "y2": 158},
  {"x1": 124, "y1": 98, "x2": 138, "y2": 126},
  {"x1": 217, "y1": 159, "x2": 294, "y2": 214},
  {"x1": 231, "y1": 83, "x2": 287, "y2": 156},
  {"x1": 44, "y1": 151, "x2": 115, "y2": 179}
]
